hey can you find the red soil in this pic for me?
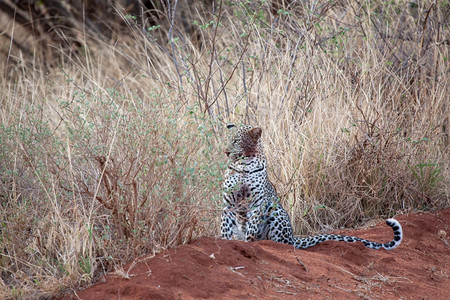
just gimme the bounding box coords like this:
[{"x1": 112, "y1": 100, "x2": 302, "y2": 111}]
[{"x1": 71, "y1": 208, "x2": 449, "y2": 299}]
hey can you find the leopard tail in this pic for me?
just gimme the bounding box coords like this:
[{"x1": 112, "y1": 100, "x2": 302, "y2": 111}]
[{"x1": 292, "y1": 218, "x2": 402, "y2": 250}]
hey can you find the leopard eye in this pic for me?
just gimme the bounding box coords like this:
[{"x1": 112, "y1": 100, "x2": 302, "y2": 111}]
[{"x1": 227, "y1": 124, "x2": 236, "y2": 129}]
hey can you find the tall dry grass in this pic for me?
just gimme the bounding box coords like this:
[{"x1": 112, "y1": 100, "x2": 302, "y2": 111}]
[{"x1": 0, "y1": 0, "x2": 448, "y2": 298}]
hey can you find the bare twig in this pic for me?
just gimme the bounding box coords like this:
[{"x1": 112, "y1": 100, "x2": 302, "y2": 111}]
[{"x1": 296, "y1": 257, "x2": 308, "y2": 272}]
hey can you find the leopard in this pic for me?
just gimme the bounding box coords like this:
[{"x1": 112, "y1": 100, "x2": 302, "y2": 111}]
[{"x1": 220, "y1": 124, "x2": 402, "y2": 250}]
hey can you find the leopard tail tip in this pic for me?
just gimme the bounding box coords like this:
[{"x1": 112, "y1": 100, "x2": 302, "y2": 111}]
[{"x1": 383, "y1": 218, "x2": 403, "y2": 250}]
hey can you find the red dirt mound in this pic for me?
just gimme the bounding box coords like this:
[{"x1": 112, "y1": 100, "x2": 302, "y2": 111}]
[{"x1": 70, "y1": 208, "x2": 449, "y2": 299}]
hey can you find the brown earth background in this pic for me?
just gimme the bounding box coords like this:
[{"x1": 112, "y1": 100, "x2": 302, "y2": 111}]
[{"x1": 70, "y1": 208, "x2": 449, "y2": 299}]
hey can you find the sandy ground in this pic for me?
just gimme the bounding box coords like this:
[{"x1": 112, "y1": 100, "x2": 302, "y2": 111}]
[{"x1": 69, "y1": 208, "x2": 449, "y2": 299}]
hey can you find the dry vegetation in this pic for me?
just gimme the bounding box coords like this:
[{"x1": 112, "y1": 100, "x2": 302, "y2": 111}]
[{"x1": 0, "y1": 0, "x2": 448, "y2": 298}]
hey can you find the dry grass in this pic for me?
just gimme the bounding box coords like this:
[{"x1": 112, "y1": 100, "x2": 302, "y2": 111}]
[{"x1": 0, "y1": 0, "x2": 448, "y2": 298}]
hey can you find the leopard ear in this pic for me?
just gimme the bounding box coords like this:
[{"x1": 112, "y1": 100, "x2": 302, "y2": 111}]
[
  {"x1": 248, "y1": 127, "x2": 262, "y2": 141},
  {"x1": 226, "y1": 124, "x2": 236, "y2": 129}
]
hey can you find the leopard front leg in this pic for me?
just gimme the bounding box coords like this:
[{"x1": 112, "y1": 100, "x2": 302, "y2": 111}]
[
  {"x1": 245, "y1": 207, "x2": 262, "y2": 242},
  {"x1": 221, "y1": 207, "x2": 236, "y2": 240}
]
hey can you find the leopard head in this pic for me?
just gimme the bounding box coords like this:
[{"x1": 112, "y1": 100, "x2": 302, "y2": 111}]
[{"x1": 224, "y1": 124, "x2": 263, "y2": 160}]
